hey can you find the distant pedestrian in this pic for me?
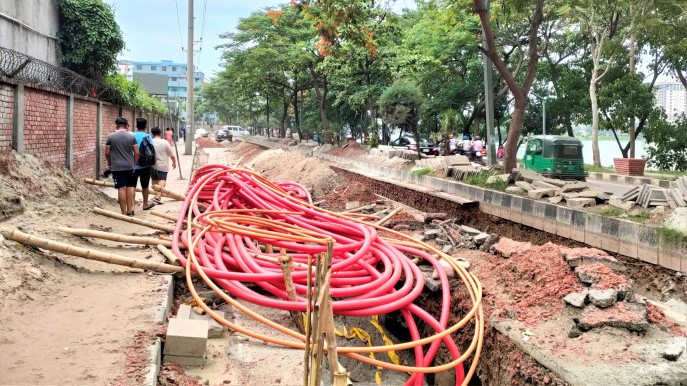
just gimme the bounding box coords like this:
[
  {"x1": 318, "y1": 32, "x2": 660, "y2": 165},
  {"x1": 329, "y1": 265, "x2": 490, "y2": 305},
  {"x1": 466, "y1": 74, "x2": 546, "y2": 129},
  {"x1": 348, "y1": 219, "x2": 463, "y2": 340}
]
[
  {"x1": 165, "y1": 127, "x2": 174, "y2": 146},
  {"x1": 497, "y1": 145, "x2": 504, "y2": 158},
  {"x1": 448, "y1": 134, "x2": 457, "y2": 152},
  {"x1": 150, "y1": 127, "x2": 177, "y2": 205},
  {"x1": 133, "y1": 118, "x2": 155, "y2": 211},
  {"x1": 104, "y1": 117, "x2": 138, "y2": 216},
  {"x1": 180, "y1": 126, "x2": 186, "y2": 142}
]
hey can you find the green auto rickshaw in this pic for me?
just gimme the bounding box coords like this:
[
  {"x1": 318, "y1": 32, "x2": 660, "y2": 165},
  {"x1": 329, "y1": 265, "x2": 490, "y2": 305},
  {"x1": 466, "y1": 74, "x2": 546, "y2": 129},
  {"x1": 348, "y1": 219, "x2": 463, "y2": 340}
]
[{"x1": 523, "y1": 135, "x2": 587, "y2": 181}]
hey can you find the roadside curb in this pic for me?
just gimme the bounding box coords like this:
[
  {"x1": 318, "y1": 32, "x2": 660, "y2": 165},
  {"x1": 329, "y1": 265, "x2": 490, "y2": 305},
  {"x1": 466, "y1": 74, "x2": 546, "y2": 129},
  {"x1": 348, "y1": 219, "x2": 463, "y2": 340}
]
[
  {"x1": 145, "y1": 274, "x2": 174, "y2": 386},
  {"x1": 586, "y1": 171, "x2": 672, "y2": 188}
]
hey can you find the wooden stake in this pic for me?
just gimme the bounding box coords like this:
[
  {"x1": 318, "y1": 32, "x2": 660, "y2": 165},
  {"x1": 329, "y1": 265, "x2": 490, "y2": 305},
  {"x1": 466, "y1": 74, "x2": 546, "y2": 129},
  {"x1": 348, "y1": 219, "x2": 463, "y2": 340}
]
[
  {"x1": 58, "y1": 227, "x2": 173, "y2": 247},
  {"x1": 303, "y1": 254, "x2": 313, "y2": 386},
  {"x1": 279, "y1": 251, "x2": 305, "y2": 333},
  {"x1": 151, "y1": 184, "x2": 185, "y2": 201},
  {"x1": 82, "y1": 178, "x2": 143, "y2": 193},
  {"x1": 1, "y1": 228, "x2": 183, "y2": 274},
  {"x1": 375, "y1": 206, "x2": 403, "y2": 226},
  {"x1": 92, "y1": 208, "x2": 175, "y2": 233}
]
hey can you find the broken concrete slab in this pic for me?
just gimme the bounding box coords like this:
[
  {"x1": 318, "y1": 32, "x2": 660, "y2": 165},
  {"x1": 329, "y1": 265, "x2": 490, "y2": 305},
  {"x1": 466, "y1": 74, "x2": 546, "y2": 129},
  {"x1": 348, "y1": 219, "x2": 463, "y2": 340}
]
[
  {"x1": 506, "y1": 186, "x2": 526, "y2": 195},
  {"x1": 423, "y1": 228, "x2": 441, "y2": 240},
  {"x1": 661, "y1": 340, "x2": 685, "y2": 361},
  {"x1": 163, "y1": 318, "x2": 209, "y2": 358},
  {"x1": 588, "y1": 289, "x2": 618, "y2": 308},
  {"x1": 609, "y1": 198, "x2": 635, "y2": 211},
  {"x1": 445, "y1": 155, "x2": 471, "y2": 166},
  {"x1": 486, "y1": 174, "x2": 510, "y2": 184},
  {"x1": 411, "y1": 233, "x2": 426, "y2": 242},
  {"x1": 577, "y1": 302, "x2": 649, "y2": 332},
  {"x1": 345, "y1": 201, "x2": 361, "y2": 210},
  {"x1": 558, "y1": 182, "x2": 588, "y2": 194},
  {"x1": 515, "y1": 181, "x2": 534, "y2": 191},
  {"x1": 478, "y1": 233, "x2": 500, "y2": 252},
  {"x1": 561, "y1": 248, "x2": 625, "y2": 271},
  {"x1": 473, "y1": 233, "x2": 489, "y2": 245},
  {"x1": 528, "y1": 188, "x2": 556, "y2": 199},
  {"x1": 459, "y1": 225, "x2": 482, "y2": 235},
  {"x1": 532, "y1": 180, "x2": 558, "y2": 190},
  {"x1": 566, "y1": 197, "x2": 596, "y2": 209},
  {"x1": 542, "y1": 178, "x2": 567, "y2": 187},
  {"x1": 441, "y1": 244, "x2": 453, "y2": 254},
  {"x1": 563, "y1": 291, "x2": 588, "y2": 308},
  {"x1": 548, "y1": 196, "x2": 563, "y2": 204}
]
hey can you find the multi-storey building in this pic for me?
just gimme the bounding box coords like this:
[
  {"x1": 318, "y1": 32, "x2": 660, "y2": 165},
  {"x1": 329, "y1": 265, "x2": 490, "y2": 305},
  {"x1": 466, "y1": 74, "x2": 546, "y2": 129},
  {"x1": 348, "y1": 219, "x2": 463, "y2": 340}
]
[
  {"x1": 117, "y1": 59, "x2": 204, "y2": 116},
  {"x1": 655, "y1": 83, "x2": 687, "y2": 122}
]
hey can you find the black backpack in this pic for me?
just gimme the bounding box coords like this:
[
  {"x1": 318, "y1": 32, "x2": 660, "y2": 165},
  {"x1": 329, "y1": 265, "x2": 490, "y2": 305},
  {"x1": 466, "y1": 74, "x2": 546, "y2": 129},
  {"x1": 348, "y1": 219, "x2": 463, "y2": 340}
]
[{"x1": 138, "y1": 136, "x2": 156, "y2": 168}]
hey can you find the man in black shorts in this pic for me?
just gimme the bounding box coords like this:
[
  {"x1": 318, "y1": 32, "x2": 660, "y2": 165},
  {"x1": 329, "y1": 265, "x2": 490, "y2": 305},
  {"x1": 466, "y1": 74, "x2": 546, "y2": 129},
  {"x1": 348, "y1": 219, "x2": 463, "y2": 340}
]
[
  {"x1": 150, "y1": 127, "x2": 177, "y2": 205},
  {"x1": 104, "y1": 117, "x2": 139, "y2": 215},
  {"x1": 133, "y1": 118, "x2": 155, "y2": 210}
]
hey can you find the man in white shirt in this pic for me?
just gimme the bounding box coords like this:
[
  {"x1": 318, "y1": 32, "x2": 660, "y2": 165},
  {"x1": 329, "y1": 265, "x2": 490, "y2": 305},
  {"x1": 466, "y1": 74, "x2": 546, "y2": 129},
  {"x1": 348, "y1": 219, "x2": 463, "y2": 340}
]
[{"x1": 149, "y1": 127, "x2": 177, "y2": 205}]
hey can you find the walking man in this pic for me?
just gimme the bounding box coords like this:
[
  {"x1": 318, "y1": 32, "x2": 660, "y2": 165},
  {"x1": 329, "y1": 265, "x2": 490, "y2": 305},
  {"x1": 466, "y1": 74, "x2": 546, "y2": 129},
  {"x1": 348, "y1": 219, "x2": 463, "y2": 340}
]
[
  {"x1": 133, "y1": 118, "x2": 155, "y2": 211},
  {"x1": 104, "y1": 117, "x2": 138, "y2": 216},
  {"x1": 150, "y1": 127, "x2": 177, "y2": 205},
  {"x1": 165, "y1": 127, "x2": 174, "y2": 146}
]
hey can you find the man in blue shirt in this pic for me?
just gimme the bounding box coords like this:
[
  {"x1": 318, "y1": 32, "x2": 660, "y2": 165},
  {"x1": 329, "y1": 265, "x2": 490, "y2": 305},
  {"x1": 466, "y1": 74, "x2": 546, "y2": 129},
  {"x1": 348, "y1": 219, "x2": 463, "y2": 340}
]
[{"x1": 133, "y1": 118, "x2": 155, "y2": 210}]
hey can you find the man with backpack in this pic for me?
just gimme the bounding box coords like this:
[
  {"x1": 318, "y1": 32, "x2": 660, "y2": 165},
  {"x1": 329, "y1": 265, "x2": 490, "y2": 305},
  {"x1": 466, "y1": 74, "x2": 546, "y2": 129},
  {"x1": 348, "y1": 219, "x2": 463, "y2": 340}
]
[
  {"x1": 104, "y1": 117, "x2": 138, "y2": 216},
  {"x1": 133, "y1": 118, "x2": 157, "y2": 211}
]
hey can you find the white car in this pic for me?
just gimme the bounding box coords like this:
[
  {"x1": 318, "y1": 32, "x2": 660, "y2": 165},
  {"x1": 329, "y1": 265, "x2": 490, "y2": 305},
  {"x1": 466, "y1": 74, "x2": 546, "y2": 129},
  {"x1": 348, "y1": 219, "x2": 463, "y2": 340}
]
[
  {"x1": 224, "y1": 125, "x2": 249, "y2": 136},
  {"x1": 194, "y1": 128, "x2": 208, "y2": 138}
]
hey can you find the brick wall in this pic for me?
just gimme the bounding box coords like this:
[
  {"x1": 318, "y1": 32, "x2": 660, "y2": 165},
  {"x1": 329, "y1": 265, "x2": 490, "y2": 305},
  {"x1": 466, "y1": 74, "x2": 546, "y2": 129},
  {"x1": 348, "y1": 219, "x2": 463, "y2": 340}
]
[
  {"x1": 24, "y1": 88, "x2": 67, "y2": 165},
  {"x1": 101, "y1": 104, "x2": 121, "y2": 170},
  {"x1": 0, "y1": 84, "x2": 13, "y2": 151},
  {"x1": 72, "y1": 98, "x2": 97, "y2": 178}
]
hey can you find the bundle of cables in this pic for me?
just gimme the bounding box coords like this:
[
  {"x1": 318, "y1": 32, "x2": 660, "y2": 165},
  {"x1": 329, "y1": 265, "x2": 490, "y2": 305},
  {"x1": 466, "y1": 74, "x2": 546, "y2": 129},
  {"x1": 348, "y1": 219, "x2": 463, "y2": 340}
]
[{"x1": 171, "y1": 164, "x2": 483, "y2": 386}]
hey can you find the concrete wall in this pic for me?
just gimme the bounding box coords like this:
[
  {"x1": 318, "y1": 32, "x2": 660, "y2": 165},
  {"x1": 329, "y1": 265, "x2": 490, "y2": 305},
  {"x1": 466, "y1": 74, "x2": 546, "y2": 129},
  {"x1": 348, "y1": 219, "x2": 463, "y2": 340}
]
[
  {"x1": 311, "y1": 151, "x2": 687, "y2": 273},
  {"x1": 0, "y1": 0, "x2": 59, "y2": 65}
]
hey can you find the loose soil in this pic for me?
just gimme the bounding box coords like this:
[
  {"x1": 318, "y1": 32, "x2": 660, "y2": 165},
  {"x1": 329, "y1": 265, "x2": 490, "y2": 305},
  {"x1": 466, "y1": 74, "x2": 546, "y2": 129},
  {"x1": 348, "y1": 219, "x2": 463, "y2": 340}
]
[{"x1": 0, "y1": 151, "x2": 171, "y2": 385}]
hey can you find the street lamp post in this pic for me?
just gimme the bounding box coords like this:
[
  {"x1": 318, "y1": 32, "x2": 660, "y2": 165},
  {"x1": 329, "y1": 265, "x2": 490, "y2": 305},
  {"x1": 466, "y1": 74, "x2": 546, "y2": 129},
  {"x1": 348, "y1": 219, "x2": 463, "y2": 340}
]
[{"x1": 532, "y1": 93, "x2": 547, "y2": 135}]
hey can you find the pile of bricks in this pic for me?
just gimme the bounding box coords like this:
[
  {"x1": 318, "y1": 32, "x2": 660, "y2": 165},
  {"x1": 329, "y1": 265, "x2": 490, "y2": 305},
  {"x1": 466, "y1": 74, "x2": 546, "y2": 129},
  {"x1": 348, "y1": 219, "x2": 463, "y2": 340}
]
[{"x1": 163, "y1": 304, "x2": 227, "y2": 366}]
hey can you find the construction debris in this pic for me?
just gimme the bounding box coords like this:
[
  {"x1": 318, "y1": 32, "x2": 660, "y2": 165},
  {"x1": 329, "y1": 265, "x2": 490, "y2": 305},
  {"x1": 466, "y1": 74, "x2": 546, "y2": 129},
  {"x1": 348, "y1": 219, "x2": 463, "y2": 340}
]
[
  {"x1": 507, "y1": 169, "x2": 613, "y2": 208},
  {"x1": 620, "y1": 184, "x2": 687, "y2": 209}
]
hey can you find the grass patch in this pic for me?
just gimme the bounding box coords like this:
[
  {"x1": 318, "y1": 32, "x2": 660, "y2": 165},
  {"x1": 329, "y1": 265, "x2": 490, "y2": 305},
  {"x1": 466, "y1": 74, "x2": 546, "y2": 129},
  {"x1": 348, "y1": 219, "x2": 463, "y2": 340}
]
[
  {"x1": 585, "y1": 164, "x2": 615, "y2": 173},
  {"x1": 464, "y1": 172, "x2": 508, "y2": 191},
  {"x1": 599, "y1": 207, "x2": 625, "y2": 217},
  {"x1": 627, "y1": 211, "x2": 651, "y2": 223},
  {"x1": 657, "y1": 226, "x2": 687, "y2": 248},
  {"x1": 411, "y1": 167, "x2": 432, "y2": 177}
]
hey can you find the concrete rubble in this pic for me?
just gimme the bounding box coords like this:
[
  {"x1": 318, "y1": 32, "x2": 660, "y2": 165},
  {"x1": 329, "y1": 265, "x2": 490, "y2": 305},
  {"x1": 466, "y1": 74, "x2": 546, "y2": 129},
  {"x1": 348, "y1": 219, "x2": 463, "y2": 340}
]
[
  {"x1": 507, "y1": 168, "x2": 612, "y2": 208},
  {"x1": 620, "y1": 183, "x2": 687, "y2": 209}
]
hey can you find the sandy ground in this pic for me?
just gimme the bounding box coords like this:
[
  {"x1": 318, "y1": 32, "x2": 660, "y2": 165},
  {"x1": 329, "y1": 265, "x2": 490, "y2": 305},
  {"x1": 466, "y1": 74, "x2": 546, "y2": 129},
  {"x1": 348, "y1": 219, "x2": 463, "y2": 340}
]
[{"x1": 0, "y1": 141, "x2": 194, "y2": 386}]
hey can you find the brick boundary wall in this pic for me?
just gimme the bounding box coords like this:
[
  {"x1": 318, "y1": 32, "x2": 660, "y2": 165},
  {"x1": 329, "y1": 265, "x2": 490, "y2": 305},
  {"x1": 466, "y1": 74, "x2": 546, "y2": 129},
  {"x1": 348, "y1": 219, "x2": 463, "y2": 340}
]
[
  {"x1": 0, "y1": 79, "x2": 171, "y2": 179},
  {"x1": 0, "y1": 83, "x2": 13, "y2": 151}
]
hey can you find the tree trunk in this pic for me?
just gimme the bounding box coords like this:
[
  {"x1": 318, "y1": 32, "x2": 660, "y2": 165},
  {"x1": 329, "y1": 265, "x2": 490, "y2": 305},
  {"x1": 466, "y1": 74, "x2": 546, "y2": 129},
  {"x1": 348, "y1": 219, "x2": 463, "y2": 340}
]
[
  {"x1": 312, "y1": 70, "x2": 330, "y2": 135},
  {"x1": 590, "y1": 79, "x2": 601, "y2": 166},
  {"x1": 280, "y1": 99, "x2": 288, "y2": 138},
  {"x1": 292, "y1": 89, "x2": 303, "y2": 141},
  {"x1": 504, "y1": 97, "x2": 527, "y2": 172}
]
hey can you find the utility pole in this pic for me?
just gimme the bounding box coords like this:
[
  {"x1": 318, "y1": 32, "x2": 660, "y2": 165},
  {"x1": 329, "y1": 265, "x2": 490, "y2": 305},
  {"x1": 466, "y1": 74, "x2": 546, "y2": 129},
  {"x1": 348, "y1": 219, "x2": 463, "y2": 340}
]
[
  {"x1": 481, "y1": 0, "x2": 497, "y2": 166},
  {"x1": 542, "y1": 99, "x2": 546, "y2": 135},
  {"x1": 184, "y1": 0, "x2": 194, "y2": 155}
]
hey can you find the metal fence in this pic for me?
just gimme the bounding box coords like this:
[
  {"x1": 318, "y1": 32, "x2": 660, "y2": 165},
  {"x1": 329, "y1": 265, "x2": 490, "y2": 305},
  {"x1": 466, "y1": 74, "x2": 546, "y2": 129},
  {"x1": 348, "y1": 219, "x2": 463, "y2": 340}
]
[{"x1": 0, "y1": 46, "x2": 121, "y2": 104}]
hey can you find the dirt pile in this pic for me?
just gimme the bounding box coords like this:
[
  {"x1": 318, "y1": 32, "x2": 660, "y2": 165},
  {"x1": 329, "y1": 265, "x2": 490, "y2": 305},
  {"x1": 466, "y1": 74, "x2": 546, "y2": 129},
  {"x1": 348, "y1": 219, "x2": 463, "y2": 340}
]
[
  {"x1": 328, "y1": 140, "x2": 367, "y2": 157},
  {"x1": 226, "y1": 141, "x2": 266, "y2": 165},
  {"x1": 249, "y1": 149, "x2": 343, "y2": 199},
  {"x1": 194, "y1": 137, "x2": 225, "y2": 149},
  {"x1": 0, "y1": 151, "x2": 112, "y2": 220}
]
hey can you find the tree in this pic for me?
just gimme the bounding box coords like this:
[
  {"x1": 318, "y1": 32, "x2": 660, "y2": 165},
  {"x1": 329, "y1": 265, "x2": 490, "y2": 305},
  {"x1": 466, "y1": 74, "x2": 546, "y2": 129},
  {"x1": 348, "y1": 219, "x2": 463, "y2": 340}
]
[
  {"x1": 474, "y1": 0, "x2": 546, "y2": 173},
  {"x1": 644, "y1": 116, "x2": 687, "y2": 171},
  {"x1": 56, "y1": 0, "x2": 124, "y2": 80},
  {"x1": 379, "y1": 81, "x2": 423, "y2": 158}
]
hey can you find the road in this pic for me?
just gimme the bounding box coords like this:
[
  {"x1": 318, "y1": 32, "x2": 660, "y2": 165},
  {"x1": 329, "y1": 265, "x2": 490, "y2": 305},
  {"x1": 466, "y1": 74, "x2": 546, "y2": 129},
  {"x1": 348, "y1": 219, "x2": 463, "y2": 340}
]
[{"x1": 586, "y1": 179, "x2": 636, "y2": 197}]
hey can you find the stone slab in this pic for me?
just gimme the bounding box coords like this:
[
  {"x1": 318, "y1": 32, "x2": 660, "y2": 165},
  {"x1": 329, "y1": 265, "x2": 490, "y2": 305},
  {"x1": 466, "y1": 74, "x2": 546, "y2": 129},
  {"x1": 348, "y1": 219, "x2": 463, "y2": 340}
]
[{"x1": 164, "y1": 318, "x2": 209, "y2": 357}]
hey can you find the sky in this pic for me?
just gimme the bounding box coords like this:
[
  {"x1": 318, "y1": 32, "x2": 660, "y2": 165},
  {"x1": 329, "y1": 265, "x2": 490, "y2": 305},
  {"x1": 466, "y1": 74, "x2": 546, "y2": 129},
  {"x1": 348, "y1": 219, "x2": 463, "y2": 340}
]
[{"x1": 111, "y1": 0, "x2": 414, "y2": 80}]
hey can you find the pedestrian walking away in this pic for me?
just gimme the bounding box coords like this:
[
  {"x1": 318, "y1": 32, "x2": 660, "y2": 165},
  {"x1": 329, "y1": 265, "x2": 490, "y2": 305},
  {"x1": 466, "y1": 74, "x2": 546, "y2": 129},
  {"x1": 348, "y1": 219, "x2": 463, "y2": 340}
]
[
  {"x1": 104, "y1": 117, "x2": 138, "y2": 216},
  {"x1": 165, "y1": 127, "x2": 174, "y2": 146},
  {"x1": 179, "y1": 126, "x2": 186, "y2": 142},
  {"x1": 133, "y1": 118, "x2": 156, "y2": 211},
  {"x1": 150, "y1": 127, "x2": 177, "y2": 205}
]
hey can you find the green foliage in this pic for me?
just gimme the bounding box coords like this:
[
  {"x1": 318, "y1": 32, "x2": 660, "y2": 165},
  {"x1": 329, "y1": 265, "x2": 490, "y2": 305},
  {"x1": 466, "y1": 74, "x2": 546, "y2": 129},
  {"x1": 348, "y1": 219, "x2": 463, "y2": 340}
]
[
  {"x1": 599, "y1": 207, "x2": 625, "y2": 218},
  {"x1": 410, "y1": 167, "x2": 432, "y2": 176},
  {"x1": 463, "y1": 172, "x2": 507, "y2": 191},
  {"x1": 56, "y1": 0, "x2": 124, "y2": 80},
  {"x1": 379, "y1": 81, "x2": 423, "y2": 132},
  {"x1": 657, "y1": 226, "x2": 687, "y2": 249},
  {"x1": 644, "y1": 117, "x2": 687, "y2": 171},
  {"x1": 627, "y1": 211, "x2": 651, "y2": 224},
  {"x1": 104, "y1": 73, "x2": 168, "y2": 115},
  {"x1": 368, "y1": 135, "x2": 378, "y2": 148}
]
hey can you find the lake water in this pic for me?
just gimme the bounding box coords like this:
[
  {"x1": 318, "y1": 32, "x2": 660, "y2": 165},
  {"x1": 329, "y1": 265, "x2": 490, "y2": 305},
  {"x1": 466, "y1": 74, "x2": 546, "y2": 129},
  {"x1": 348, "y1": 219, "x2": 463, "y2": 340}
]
[{"x1": 516, "y1": 139, "x2": 648, "y2": 167}]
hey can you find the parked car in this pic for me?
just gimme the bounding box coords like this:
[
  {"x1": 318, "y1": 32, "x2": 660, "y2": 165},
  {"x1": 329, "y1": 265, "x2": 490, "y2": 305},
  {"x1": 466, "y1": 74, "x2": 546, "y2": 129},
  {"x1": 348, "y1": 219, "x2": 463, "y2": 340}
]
[
  {"x1": 215, "y1": 128, "x2": 233, "y2": 142},
  {"x1": 194, "y1": 128, "x2": 208, "y2": 138},
  {"x1": 389, "y1": 135, "x2": 440, "y2": 156},
  {"x1": 224, "y1": 125, "x2": 249, "y2": 137}
]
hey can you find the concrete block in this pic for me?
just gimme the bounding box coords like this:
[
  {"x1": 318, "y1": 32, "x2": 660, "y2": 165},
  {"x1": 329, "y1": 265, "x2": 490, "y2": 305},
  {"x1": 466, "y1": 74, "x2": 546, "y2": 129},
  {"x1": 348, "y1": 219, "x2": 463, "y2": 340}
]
[
  {"x1": 601, "y1": 236, "x2": 620, "y2": 254},
  {"x1": 543, "y1": 219, "x2": 557, "y2": 235},
  {"x1": 658, "y1": 248, "x2": 683, "y2": 272},
  {"x1": 557, "y1": 224, "x2": 571, "y2": 239},
  {"x1": 163, "y1": 354, "x2": 206, "y2": 366},
  {"x1": 637, "y1": 245, "x2": 659, "y2": 265},
  {"x1": 176, "y1": 304, "x2": 193, "y2": 319},
  {"x1": 190, "y1": 311, "x2": 227, "y2": 338},
  {"x1": 506, "y1": 186, "x2": 525, "y2": 195},
  {"x1": 618, "y1": 241, "x2": 638, "y2": 259},
  {"x1": 163, "y1": 318, "x2": 209, "y2": 357},
  {"x1": 345, "y1": 201, "x2": 361, "y2": 210},
  {"x1": 510, "y1": 209, "x2": 522, "y2": 223},
  {"x1": 532, "y1": 216, "x2": 544, "y2": 230},
  {"x1": 585, "y1": 231, "x2": 603, "y2": 248},
  {"x1": 566, "y1": 197, "x2": 596, "y2": 209}
]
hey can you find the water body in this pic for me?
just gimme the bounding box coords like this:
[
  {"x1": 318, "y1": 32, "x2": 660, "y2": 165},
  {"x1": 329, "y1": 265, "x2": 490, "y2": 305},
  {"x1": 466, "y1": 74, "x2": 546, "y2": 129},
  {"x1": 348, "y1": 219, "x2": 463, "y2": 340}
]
[{"x1": 516, "y1": 139, "x2": 648, "y2": 167}]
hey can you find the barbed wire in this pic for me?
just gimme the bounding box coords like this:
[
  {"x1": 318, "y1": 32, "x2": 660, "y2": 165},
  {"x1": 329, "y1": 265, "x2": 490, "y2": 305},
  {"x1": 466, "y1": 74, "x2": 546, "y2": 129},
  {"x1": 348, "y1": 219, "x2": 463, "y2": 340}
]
[{"x1": 0, "y1": 46, "x2": 122, "y2": 104}]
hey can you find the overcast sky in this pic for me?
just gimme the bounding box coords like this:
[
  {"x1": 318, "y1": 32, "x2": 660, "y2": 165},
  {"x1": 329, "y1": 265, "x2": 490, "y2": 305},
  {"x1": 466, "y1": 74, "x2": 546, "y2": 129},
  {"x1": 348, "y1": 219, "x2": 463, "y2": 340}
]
[{"x1": 111, "y1": 0, "x2": 414, "y2": 79}]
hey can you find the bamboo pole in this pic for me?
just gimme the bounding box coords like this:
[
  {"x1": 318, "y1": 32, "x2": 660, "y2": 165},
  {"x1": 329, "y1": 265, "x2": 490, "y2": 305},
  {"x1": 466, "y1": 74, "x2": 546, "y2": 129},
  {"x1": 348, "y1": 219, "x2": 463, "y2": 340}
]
[
  {"x1": 83, "y1": 178, "x2": 142, "y2": 193},
  {"x1": 151, "y1": 184, "x2": 185, "y2": 201},
  {"x1": 375, "y1": 206, "x2": 403, "y2": 226},
  {"x1": 92, "y1": 208, "x2": 175, "y2": 233},
  {"x1": 309, "y1": 252, "x2": 328, "y2": 386},
  {"x1": 279, "y1": 251, "x2": 305, "y2": 333},
  {"x1": 157, "y1": 244, "x2": 181, "y2": 266},
  {"x1": 58, "y1": 227, "x2": 173, "y2": 247},
  {"x1": 343, "y1": 204, "x2": 374, "y2": 214},
  {"x1": 1, "y1": 228, "x2": 183, "y2": 274},
  {"x1": 150, "y1": 210, "x2": 198, "y2": 228}
]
